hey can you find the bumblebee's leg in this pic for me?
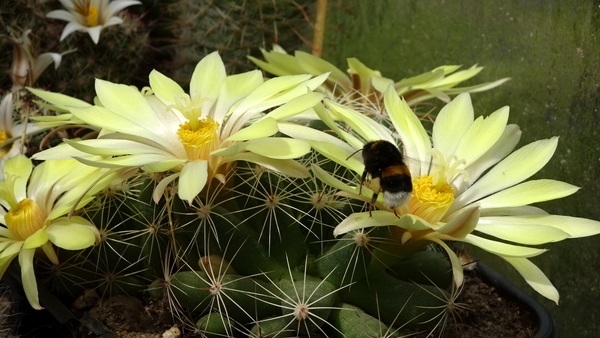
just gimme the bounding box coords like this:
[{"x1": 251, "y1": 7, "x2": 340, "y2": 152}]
[
  {"x1": 394, "y1": 205, "x2": 409, "y2": 218},
  {"x1": 368, "y1": 192, "x2": 378, "y2": 217},
  {"x1": 359, "y1": 170, "x2": 368, "y2": 195}
]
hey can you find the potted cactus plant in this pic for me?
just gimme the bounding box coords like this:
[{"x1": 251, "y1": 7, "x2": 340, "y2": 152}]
[
  {"x1": 0, "y1": 48, "x2": 590, "y2": 337},
  {"x1": 0, "y1": 3, "x2": 596, "y2": 336}
]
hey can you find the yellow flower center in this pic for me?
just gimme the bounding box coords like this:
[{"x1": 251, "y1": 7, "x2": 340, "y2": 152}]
[
  {"x1": 0, "y1": 131, "x2": 7, "y2": 145},
  {"x1": 408, "y1": 176, "x2": 454, "y2": 225},
  {"x1": 4, "y1": 199, "x2": 46, "y2": 241},
  {"x1": 87, "y1": 6, "x2": 99, "y2": 26},
  {"x1": 177, "y1": 116, "x2": 220, "y2": 160}
]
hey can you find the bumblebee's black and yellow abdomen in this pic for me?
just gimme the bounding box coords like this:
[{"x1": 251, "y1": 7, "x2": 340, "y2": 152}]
[{"x1": 381, "y1": 166, "x2": 412, "y2": 193}]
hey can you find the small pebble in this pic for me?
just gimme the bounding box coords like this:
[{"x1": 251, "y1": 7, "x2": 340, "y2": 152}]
[{"x1": 162, "y1": 324, "x2": 181, "y2": 338}]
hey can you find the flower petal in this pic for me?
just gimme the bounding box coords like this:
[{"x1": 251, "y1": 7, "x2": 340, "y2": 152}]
[
  {"x1": 432, "y1": 93, "x2": 474, "y2": 156},
  {"x1": 149, "y1": 69, "x2": 185, "y2": 106},
  {"x1": 153, "y1": 173, "x2": 179, "y2": 203},
  {"x1": 0, "y1": 248, "x2": 18, "y2": 279},
  {"x1": 477, "y1": 179, "x2": 579, "y2": 209},
  {"x1": 480, "y1": 214, "x2": 600, "y2": 238},
  {"x1": 479, "y1": 205, "x2": 547, "y2": 217},
  {"x1": 278, "y1": 122, "x2": 355, "y2": 154},
  {"x1": 19, "y1": 249, "x2": 42, "y2": 309},
  {"x1": 94, "y1": 80, "x2": 168, "y2": 133},
  {"x1": 328, "y1": 100, "x2": 395, "y2": 145},
  {"x1": 3, "y1": 155, "x2": 32, "y2": 202},
  {"x1": 22, "y1": 228, "x2": 49, "y2": 249},
  {"x1": 0, "y1": 241, "x2": 22, "y2": 261},
  {"x1": 213, "y1": 70, "x2": 263, "y2": 123},
  {"x1": 249, "y1": 48, "x2": 305, "y2": 76},
  {"x1": 245, "y1": 138, "x2": 310, "y2": 159},
  {"x1": 311, "y1": 164, "x2": 356, "y2": 193},
  {"x1": 453, "y1": 137, "x2": 558, "y2": 210},
  {"x1": 384, "y1": 86, "x2": 432, "y2": 176},
  {"x1": 85, "y1": 25, "x2": 103, "y2": 44},
  {"x1": 190, "y1": 51, "x2": 226, "y2": 103},
  {"x1": 312, "y1": 103, "x2": 366, "y2": 150},
  {"x1": 226, "y1": 153, "x2": 309, "y2": 178},
  {"x1": 62, "y1": 138, "x2": 171, "y2": 157},
  {"x1": 437, "y1": 205, "x2": 479, "y2": 239},
  {"x1": 347, "y1": 58, "x2": 379, "y2": 96},
  {"x1": 69, "y1": 102, "x2": 162, "y2": 144},
  {"x1": 46, "y1": 216, "x2": 95, "y2": 249},
  {"x1": 294, "y1": 51, "x2": 352, "y2": 88},
  {"x1": 221, "y1": 74, "x2": 321, "y2": 138},
  {"x1": 178, "y1": 160, "x2": 208, "y2": 204},
  {"x1": 32, "y1": 53, "x2": 63, "y2": 83},
  {"x1": 234, "y1": 74, "x2": 313, "y2": 113},
  {"x1": 41, "y1": 241, "x2": 59, "y2": 265},
  {"x1": 429, "y1": 238, "x2": 464, "y2": 287},
  {"x1": 74, "y1": 153, "x2": 177, "y2": 168},
  {"x1": 464, "y1": 234, "x2": 547, "y2": 258},
  {"x1": 333, "y1": 211, "x2": 431, "y2": 237},
  {"x1": 210, "y1": 142, "x2": 249, "y2": 157},
  {"x1": 503, "y1": 256, "x2": 559, "y2": 304},
  {"x1": 435, "y1": 66, "x2": 483, "y2": 88},
  {"x1": 60, "y1": 21, "x2": 86, "y2": 41},
  {"x1": 395, "y1": 68, "x2": 445, "y2": 93},
  {"x1": 225, "y1": 117, "x2": 278, "y2": 142},
  {"x1": 46, "y1": 9, "x2": 76, "y2": 22},
  {"x1": 106, "y1": 0, "x2": 141, "y2": 14},
  {"x1": 28, "y1": 87, "x2": 91, "y2": 111},
  {"x1": 454, "y1": 106, "x2": 509, "y2": 165},
  {"x1": 141, "y1": 160, "x2": 185, "y2": 173},
  {"x1": 260, "y1": 92, "x2": 324, "y2": 122},
  {"x1": 476, "y1": 220, "x2": 569, "y2": 245},
  {"x1": 451, "y1": 124, "x2": 522, "y2": 196},
  {"x1": 307, "y1": 140, "x2": 363, "y2": 174}
]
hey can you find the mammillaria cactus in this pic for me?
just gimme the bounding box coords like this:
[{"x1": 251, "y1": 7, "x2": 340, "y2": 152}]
[{"x1": 7, "y1": 48, "x2": 598, "y2": 337}]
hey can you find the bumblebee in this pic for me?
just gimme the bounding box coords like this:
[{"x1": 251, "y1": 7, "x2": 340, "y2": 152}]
[{"x1": 356, "y1": 140, "x2": 412, "y2": 216}]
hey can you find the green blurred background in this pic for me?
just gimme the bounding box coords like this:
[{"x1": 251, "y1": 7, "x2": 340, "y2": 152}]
[{"x1": 321, "y1": 1, "x2": 600, "y2": 337}]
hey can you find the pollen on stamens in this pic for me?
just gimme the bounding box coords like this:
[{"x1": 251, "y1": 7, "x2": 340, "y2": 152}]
[
  {"x1": 0, "y1": 131, "x2": 7, "y2": 145},
  {"x1": 408, "y1": 175, "x2": 455, "y2": 225},
  {"x1": 177, "y1": 116, "x2": 220, "y2": 160},
  {"x1": 5, "y1": 199, "x2": 46, "y2": 241},
  {"x1": 86, "y1": 6, "x2": 99, "y2": 26}
]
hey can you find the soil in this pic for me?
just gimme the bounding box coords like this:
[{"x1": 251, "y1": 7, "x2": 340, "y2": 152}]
[
  {"x1": 0, "y1": 269, "x2": 537, "y2": 338},
  {"x1": 412, "y1": 269, "x2": 537, "y2": 338}
]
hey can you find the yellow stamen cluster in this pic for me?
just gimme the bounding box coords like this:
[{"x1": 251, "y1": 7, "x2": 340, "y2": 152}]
[
  {"x1": 408, "y1": 176, "x2": 454, "y2": 225},
  {"x1": 177, "y1": 116, "x2": 220, "y2": 160},
  {"x1": 86, "y1": 6, "x2": 99, "y2": 27},
  {"x1": 0, "y1": 131, "x2": 7, "y2": 145},
  {"x1": 5, "y1": 199, "x2": 46, "y2": 241}
]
